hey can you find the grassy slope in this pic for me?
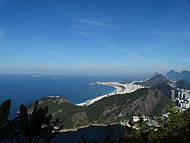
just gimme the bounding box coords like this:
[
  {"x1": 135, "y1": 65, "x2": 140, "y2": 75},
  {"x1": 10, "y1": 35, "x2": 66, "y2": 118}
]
[{"x1": 28, "y1": 88, "x2": 172, "y2": 129}]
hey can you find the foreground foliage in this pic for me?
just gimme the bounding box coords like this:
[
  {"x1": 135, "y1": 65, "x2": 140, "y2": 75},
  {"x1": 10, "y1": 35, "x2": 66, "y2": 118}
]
[
  {"x1": 1, "y1": 98, "x2": 190, "y2": 143},
  {"x1": 0, "y1": 99, "x2": 62, "y2": 143}
]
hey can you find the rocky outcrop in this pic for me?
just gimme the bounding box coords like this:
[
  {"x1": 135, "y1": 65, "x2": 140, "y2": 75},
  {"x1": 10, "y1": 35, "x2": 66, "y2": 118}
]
[{"x1": 130, "y1": 90, "x2": 161, "y2": 114}]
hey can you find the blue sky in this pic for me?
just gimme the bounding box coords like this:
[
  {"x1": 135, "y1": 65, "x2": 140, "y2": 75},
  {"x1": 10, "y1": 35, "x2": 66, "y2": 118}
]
[{"x1": 0, "y1": 0, "x2": 190, "y2": 75}]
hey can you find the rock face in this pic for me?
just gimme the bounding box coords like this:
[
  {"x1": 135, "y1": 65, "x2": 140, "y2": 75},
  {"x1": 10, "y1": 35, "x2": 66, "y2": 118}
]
[
  {"x1": 29, "y1": 88, "x2": 172, "y2": 129},
  {"x1": 130, "y1": 90, "x2": 160, "y2": 114}
]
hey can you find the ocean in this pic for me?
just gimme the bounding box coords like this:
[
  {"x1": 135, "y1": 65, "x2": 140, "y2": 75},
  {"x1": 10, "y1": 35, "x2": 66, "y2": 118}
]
[
  {"x1": 53, "y1": 124, "x2": 126, "y2": 143},
  {"x1": 0, "y1": 74, "x2": 146, "y2": 118}
]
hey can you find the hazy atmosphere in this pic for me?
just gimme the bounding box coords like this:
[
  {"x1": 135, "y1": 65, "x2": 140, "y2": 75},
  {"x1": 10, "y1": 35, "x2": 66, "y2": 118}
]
[
  {"x1": 1, "y1": 1, "x2": 190, "y2": 143},
  {"x1": 0, "y1": 0, "x2": 190, "y2": 75}
]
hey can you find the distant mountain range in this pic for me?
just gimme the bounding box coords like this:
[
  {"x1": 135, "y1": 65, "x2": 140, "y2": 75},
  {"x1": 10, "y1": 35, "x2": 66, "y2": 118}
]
[
  {"x1": 138, "y1": 73, "x2": 171, "y2": 87},
  {"x1": 166, "y1": 70, "x2": 190, "y2": 82},
  {"x1": 140, "y1": 71, "x2": 190, "y2": 90},
  {"x1": 176, "y1": 80, "x2": 190, "y2": 90}
]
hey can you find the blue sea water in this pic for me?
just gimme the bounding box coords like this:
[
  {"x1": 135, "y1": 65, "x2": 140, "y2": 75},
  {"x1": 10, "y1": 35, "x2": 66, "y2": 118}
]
[
  {"x1": 53, "y1": 124, "x2": 126, "y2": 143},
  {"x1": 0, "y1": 74, "x2": 146, "y2": 118}
]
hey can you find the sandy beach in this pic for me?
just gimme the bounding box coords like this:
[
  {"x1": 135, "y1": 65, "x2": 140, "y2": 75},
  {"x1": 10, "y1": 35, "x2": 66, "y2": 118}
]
[
  {"x1": 76, "y1": 82, "x2": 127, "y2": 106},
  {"x1": 76, "y1": 81, "x2": 146, "y2": 107}
]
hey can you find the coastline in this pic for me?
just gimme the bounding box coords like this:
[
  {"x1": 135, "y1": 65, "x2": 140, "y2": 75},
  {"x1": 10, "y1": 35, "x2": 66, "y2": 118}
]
[
  {"x1": 76, "y1": 82, "x2": 126, "y2": 106},
  {"x1": 76, "y1": 81, "x2": 146, "y2": 107},
  {"x1": 58, "y1": 123, "x2": 120, "y2": 133},
  {"x1": 76, "y1": 81, "x2": 125, "y2": 106}
]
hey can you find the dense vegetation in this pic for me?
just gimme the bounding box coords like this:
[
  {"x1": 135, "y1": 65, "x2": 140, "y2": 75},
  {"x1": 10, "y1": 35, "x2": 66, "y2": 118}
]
[
  {"x1": 0, "y1": 96, "x2": 190, "y2": 142},
  {"x1": 29, "y1": 88, "x2": 172, "y2": 129},
  {"x1": 77, "y1": 106, "x2": 190, "y2": 143},
  {"x1": 0, "y1": 99, "x2": 62, "y2": 143}
]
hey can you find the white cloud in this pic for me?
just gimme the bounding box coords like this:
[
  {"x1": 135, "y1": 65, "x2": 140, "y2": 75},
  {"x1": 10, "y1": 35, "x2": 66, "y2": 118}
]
[
  {"x1": 69, "y1": 27, "x2": 90, "y2": 38},
  {"x1": 79, "y1": 18, "x2": 119, "y2": 28},
  {"x1": 70, "y1": 18, "x2": 119, "y2": 38},
  {"x1": 151, "y1": 31, "x2": 173, "y2": 36},
  {"x1": 76, "y1": 31, "x2": 89, "y2": 37},
  {"x1": 151, "y1": 30, "x2": 190, "y2": 37}
]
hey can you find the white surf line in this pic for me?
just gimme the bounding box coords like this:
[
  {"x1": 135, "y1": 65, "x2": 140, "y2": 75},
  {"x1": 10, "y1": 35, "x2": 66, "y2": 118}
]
[
  {"x1": 76, "y1": 81, "x2": 148, "y2": 107},
  {"x1": 76, "y1": 82, "x2": 126, "y2": 106}
]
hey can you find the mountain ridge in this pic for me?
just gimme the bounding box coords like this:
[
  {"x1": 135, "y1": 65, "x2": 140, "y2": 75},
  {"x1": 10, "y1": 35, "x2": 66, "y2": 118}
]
[
  {"x1": 176, "y1": 80, "x2": 190, "y2": 90},
  {"x1": 166, "y1": 70, "x2": 190, "y2": 82},
  {"x1": 139, "y1": 74, "x2": 170, "y2": 87},
  {"x1": 28, "y1": 88, "x2": 172, "y2": 129}
]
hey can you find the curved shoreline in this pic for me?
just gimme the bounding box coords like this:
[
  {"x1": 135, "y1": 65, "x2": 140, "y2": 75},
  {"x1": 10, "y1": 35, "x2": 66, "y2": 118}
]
[
  {"x1": 76, "y1": 82, "x2": 126, "y2": 106},
  {"x1": 76, "y1": 81, "x2": 146, "y2": 107}
]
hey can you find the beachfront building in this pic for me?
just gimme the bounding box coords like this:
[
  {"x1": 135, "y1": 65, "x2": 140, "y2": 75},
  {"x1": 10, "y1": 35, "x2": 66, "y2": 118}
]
[{"x1": 96, "y1": 81, "x2": 147, "y2": 95}]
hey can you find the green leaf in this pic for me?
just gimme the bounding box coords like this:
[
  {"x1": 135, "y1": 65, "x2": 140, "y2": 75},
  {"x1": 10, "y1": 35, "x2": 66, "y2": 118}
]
[{"x1": 0, "y1": 99, "x2": 11, "y2": 127}]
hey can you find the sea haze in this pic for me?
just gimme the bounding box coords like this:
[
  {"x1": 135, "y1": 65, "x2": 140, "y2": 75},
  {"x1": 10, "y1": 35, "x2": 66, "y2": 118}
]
[{"x1": 0, "y1": 74, "x2": 146, "y2": 118}]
